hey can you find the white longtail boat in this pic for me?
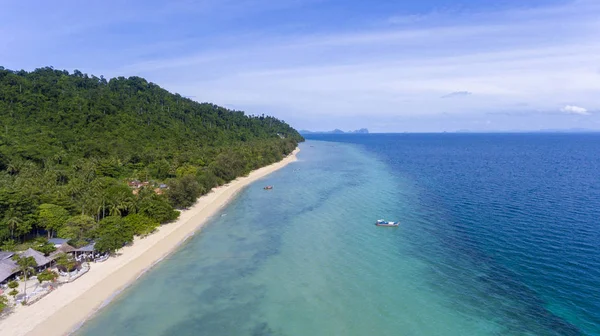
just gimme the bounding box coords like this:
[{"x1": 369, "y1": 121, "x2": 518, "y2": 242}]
[{"x1": 375, "y1": 219, "x2": 399, "y2": 227}]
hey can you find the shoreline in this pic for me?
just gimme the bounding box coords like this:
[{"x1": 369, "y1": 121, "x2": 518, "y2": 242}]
[{"x1": 0, "y1": 148, "x2": 299, "y2": 336}]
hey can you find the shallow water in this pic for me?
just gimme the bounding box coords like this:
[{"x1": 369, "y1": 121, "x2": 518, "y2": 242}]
[{"x1": 78, "y1": 134, "x2": 600, "y2": 336}]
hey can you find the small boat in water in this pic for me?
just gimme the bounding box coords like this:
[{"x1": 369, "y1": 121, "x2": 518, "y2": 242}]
[
  {"x1": 264, "y1": 186, "x2": 273, "y2": 190},
  {"x1": 375, "y1": 219, "x2": 399, "y2": 227}
]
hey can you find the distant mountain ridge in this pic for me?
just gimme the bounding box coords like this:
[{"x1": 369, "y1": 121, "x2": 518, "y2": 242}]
[{"x1": 300, "y1": 128, "x2": 369, "y2": 134}]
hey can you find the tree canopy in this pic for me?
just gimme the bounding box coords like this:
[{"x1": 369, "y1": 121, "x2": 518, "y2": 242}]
[
  {"x1": 0, "y1": 294, "x2": 8, "y2": 313},
  {"x1": 0, "y1": 66, "x2": 303, "y2": 248}
]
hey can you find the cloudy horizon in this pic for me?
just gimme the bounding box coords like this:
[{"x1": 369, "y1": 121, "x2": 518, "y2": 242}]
[{"x1": 2, "y1": 0, "x2": 599, "y2": 132}]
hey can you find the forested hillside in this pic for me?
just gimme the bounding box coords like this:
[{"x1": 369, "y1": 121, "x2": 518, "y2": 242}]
[{"x1": 0, "y1": 66, "x2": 302, "y2": 253}]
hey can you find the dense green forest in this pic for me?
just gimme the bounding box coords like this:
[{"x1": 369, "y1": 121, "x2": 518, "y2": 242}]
[{"x1": 0, "y1": 66, "x2": 302, "y2": 253}]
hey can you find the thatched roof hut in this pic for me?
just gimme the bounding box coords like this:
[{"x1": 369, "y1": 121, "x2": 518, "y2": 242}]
[
  {"x1": 50, "y1": 243, "x2": 76, "y2": 259},
  {"x1": 0, "y1": 251, "x2": 14, "y2": 261},
  {"x1": 0, "y1": 258, "x2": 18, "y2": 283},
  {"x1": 0, "y1": 248, "x2": 55, "y2": 283},
  {"x1": 20, "y1": 248, "x2": 52, "y2": 267}
]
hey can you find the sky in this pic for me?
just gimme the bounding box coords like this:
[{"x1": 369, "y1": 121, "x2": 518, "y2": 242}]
[{"x1": 1, "y1": 0, "x2": 600, "y2": 132}]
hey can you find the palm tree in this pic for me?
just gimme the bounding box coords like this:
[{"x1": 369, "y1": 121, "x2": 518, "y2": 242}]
[
  {"x1": 66, "y1": 177, "x2": 85, "y2": 202},
  {"x1": 6, "y1": 161, "x2": 21, "y2": 176},
  {"x1": 53, "y1": 150, "x2": 67, "y2": 165},
  {"x1": 108, "y1": 192, "x2": 134, "y2": 216},
  {"x1": 12, "y1": 255, "x2": 37, "y2": 302},
  {"x1": 55, "y1": 253, "x2": 76, "y2": 275},
  {"x1": 78, "y1": 187, "x2": 102, "y2": 218},
  {"x1": 5, "y1": 211, "x2": 22, "y2": 240},
  {"x1": 85, "y1": 180, "x2": 107, "y2": 219}
]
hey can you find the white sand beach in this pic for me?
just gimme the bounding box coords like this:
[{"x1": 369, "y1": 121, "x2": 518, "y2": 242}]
[{"x1": 0, "y1": 149, "x2": 299, "y2": 336}]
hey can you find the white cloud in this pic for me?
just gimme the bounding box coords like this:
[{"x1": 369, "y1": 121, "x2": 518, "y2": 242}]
[
  {"x1": 387, "y1": 14, "x2": 425, "y2": 25},
  {"x1": 561, "y1": 105, "x2": 590, "y2": 115},
  {"x1": 442, "y1": 91, "x2": 472, "y2": 98},
  {"x1": 133, "y1": 1, "x2": 600, "y2": 122},
  {"x1": 5, "y1": 0, "x2": 600, "y2": 131}
]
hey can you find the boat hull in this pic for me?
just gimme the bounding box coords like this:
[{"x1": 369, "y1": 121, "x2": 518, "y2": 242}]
[{"x1": 375, "y1": 223, "x2": 399, "y2": 227}]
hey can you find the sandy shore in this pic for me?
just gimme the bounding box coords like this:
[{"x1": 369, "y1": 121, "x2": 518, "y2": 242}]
[{"x1": 0, "y1": 148, "x2": 299, "y2": 336}]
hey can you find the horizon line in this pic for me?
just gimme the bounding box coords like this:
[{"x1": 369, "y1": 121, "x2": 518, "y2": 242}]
[{"x1": 302, "y1": 130, "x2": 600, "y2": 134}]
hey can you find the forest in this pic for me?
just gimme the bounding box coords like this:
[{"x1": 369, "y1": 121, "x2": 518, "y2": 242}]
[{"x1": 0, "y1": 66, "x2": 303, "y2": 254}]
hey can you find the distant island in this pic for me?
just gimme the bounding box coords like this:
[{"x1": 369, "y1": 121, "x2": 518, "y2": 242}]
[
  {"x1": 455, "y1": 128, "x2": 600, "y2": 133},
  {"x1": 300, "y1": 128, "x2": 369, "y2": 134}
]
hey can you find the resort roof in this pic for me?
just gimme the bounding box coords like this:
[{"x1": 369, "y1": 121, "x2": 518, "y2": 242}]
[
  {"x1": 0, "y1": 258, "x2": 18, "y2": 283},
  {"x1": 48, "y1": 238, "x2": 69, "y2": 245},
  {"x1": 75, "y1": 242, "x2": 96, "y2": 252},
  {"x1": 50, "y1": 243, "x2": 76, "y2": 259},
  {"x1": 20, "y1": 248, "x2": 52, "y2": 267},
  {"x1": 0, "y1": 251, "x2": 14, "y2": 261}
]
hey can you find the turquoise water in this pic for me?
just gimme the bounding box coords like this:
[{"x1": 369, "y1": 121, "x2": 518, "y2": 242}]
[{"x1": 78, "y1": 135, "x2": 599, "y2": 335}]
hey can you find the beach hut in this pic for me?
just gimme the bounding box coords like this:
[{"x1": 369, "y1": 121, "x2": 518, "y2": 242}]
[
  {"x1": 1, "y1": 249, "x2": 54, "y2": 283},
  {"x1": 49, "y1": 243, "x2": 76, "y2": 260},
  {"x1": 74, "y1": 242, "x2": 97, "y2": 261},
  {"x1": 75, "y1": 242, "x2": 96, "y2": 253},
  {"x1": 0, "y1": 251, "x2": 14, "y2": 261},
  {"x1": 19, "y1": 248, "x2": 52, "y2": 271},
  {"x1": 0, "y1": 258, "x2": 18, "y2": 283}
]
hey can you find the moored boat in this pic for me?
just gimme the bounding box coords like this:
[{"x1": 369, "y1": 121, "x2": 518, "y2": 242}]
[
  {"x1": 375, "y1": 219, "x2": 399, "y2": 227},
  {"x1": 264, "y1": 185, "x2": 273, "y2": 190}
]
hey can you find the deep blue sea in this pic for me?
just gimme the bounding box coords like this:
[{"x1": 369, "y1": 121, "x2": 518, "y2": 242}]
[{"x1": 78, "y1": 134, "x2": 600, "y2": 336}]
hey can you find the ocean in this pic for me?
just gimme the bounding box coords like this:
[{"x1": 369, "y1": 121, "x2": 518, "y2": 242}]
[{"x1": 77, "y1": 134, "x2": 600, "y2": 336}]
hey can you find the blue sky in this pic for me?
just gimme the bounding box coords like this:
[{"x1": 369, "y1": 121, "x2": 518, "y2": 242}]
[{"x1": 2, "y1": 0, "x2": 599, "y2": 132}]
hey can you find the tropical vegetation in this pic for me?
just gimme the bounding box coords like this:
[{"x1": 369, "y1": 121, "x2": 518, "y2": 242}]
[
  {"x1": 0, "y1": 294, "x2": 8, "y2": 313},
  {"x1": 12, "y1": 255, "x2": 37, "y2": 302},
  {"x1": 54, "y1": 253, "x2": 76, "y2": 272},
  {"x1": 0, "y1": 66, "x2": 302, "y2": 252},
  {"x1": 37, "y1": 269, "x2": 59, "y2": 283}
]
